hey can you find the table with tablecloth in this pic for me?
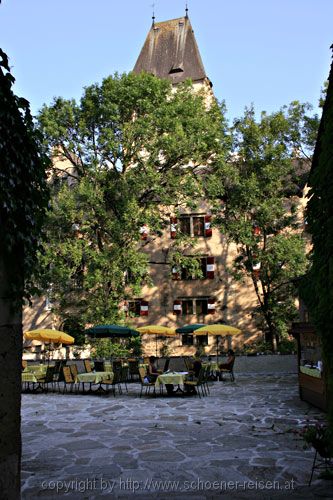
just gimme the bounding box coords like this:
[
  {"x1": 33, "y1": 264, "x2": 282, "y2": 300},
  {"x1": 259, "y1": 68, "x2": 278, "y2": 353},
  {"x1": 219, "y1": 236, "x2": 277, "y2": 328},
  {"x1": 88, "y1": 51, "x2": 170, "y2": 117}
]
[
  {"x1": 76, "y1": 371, "x2": 114, "y2": 384},
  {"x1": 22, "y1": 371, "x2": 46, "y2": 383},
  {"x1": 155, "y1": 372, "x2": 188, "y2": 388}
]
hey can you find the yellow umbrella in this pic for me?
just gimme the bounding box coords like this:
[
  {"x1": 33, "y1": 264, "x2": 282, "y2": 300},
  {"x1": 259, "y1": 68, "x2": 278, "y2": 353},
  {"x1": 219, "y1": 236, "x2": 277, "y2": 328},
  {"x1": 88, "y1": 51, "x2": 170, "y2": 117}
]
[
  {"x1": 137, "y1": 325, "x2": 176, "y2": 357},
  {"x1": 137, "y1": 325, "x2": 176, "y2": 336},
  {"x1": 193, "y1": 324, "x2": 241, "y2": 336},
  {"x1": 24, "y1": 329, "x2": 74, "y2": 345},
  {"x1": 193, "y1": 324, "x2": 242, "y2": 359}
]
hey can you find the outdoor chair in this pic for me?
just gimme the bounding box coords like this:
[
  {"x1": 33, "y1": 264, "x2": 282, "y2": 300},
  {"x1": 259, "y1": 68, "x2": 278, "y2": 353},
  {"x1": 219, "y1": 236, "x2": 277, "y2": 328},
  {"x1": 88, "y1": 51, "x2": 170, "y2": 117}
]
[
  {"x1": 219, "y1": 359, "x2": 235, "y2": 382},
  {"x1": 112, "y1": 360, "x2": 122, "y2": 372},
  {"x1": 138, "y1": 366, "x2": 156, "y2": 398},
  {"x1": 128, "y1": 359, "x2": 140, "y2": 381},
  {"x1": 202, "y1": 365, "x2": 211, "y2": 395},
  {"x1": 83, "y1": 359, "x2": 93, "y2": 373},
  {"x1": 101, "y1": 368, "x2": 122, "y2": 397},
  {"x1": 40, "y1": 366, "x2": 56, "y2": 393},
  {"x1": 93, "y1": 360, "x2": 105, "y2": 372},
  {"x1": 53, "y1": 360, "x2": 66, "y2": 383},
  {"x1": 60, "y1": 366, "x2": 77, "y2": 394},
  {"x1": 184, "y1": 367, "x2": 206, "y2": 398},
  {"x1": 183, "y1": 356, "x2": 194, "y2": 372},
  {"x1": 120, "y1": 366, "x2": 129, "y2": 393}
]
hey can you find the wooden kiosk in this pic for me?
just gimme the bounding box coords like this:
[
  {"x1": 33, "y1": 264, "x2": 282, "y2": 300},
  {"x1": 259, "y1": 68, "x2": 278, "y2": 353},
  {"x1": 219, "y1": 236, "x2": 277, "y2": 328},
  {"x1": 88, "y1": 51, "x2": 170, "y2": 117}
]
[{"x1": 290, "y1": 322, "x2": 327, "y2": 411}]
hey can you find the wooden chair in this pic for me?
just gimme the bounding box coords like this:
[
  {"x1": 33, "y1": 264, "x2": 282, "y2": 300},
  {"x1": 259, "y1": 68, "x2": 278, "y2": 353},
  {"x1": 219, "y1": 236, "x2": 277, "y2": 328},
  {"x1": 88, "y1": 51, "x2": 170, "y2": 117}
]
[
  {"x1": 184, "y1": 367, "x2": 206, "y2": 398},
  {"x1": 100, "y1": 369, "x2": 121, "y2": 397},
  {"x1": 83, "y1": 359, "x2": 92, "y2": 373},
  {"x1": 40, "y1": 366, "x2": 56, "y2": 393},
  {"x1": 53, "y1": 360, "x2": 66, "y2": 383},
  {"x1": 138, "y1": 367, "x2": 156, "y2": 398},
  {"x1": 61, "y1": 366, "x2": 76, "y2": 394},
  {"x1": 128, "y1": 359, "x2": 140, "y2": 381},
  {"x1": 219, "y1": 359, "x2": 235, "y2": 381}
]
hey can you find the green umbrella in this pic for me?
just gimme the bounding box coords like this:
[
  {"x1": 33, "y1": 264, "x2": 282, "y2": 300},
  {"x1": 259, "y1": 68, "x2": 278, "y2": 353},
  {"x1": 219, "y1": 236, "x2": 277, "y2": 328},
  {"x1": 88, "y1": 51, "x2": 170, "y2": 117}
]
[
  {"x1": 176, "y1": 324, "x2": 205, "y2": 334},
  {"x1": 85, "y1": 324, "x2": 139, "y2": 338}
]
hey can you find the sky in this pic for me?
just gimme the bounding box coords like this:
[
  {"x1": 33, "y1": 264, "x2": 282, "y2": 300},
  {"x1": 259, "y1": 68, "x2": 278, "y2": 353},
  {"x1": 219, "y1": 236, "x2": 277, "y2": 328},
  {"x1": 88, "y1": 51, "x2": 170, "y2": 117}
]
[{"x1": 0, "y1": 0, "x2": 332, "y2": 123}]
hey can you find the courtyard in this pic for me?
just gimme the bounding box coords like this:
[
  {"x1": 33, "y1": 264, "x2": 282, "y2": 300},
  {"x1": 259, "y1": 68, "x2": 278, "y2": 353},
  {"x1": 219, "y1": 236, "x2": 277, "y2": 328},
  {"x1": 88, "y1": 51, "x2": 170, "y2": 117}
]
[{"x1": 21, "y1": 368, "x2": 332, "y2": 499}]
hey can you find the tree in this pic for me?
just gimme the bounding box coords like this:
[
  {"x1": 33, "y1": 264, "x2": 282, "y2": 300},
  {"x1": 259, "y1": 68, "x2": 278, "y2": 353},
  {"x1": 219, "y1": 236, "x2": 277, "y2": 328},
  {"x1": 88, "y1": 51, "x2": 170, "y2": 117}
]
[
  {"x1": 0, "y1": 49, "x2": 49, "y2": 498},
  {"x1": 302, "y1": 52, "x2": 333, "y2": 442},
  {"x1": 209, "y1": 103, "x2": 318, "y2": 349},
  {"x1": 37, "y1": 72, "x2": 227, "y2": 331}
]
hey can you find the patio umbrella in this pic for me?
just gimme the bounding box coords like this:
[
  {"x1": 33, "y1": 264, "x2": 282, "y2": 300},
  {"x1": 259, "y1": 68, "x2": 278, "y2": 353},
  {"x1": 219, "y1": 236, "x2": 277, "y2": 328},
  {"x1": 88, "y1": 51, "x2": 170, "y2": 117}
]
[
  {"x1": 85, "y1": 324, "x2": 139, "y2": 338},
  {"x1": 175, "y1": 324, "x2": 205, "y2": 334},
  {"x1": 137, "y1": 325, "x2": 176, "y2": 357},
  {"x1": 193, "y1": 324, "x2": 242, "y2": 359},
  {"x1": 24, "y1": 329, "x2": 74, "y2": 344},
  {"x1": 24, "y1": 329, "x2": 75, "y2": 363}
]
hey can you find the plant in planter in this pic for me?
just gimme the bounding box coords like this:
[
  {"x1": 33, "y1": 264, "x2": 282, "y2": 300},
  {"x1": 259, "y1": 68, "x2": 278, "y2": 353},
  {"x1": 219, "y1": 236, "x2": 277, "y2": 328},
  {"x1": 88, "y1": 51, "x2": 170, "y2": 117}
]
[{"x1": 300, "y1": 424, "x2": 332, "y2": 458}]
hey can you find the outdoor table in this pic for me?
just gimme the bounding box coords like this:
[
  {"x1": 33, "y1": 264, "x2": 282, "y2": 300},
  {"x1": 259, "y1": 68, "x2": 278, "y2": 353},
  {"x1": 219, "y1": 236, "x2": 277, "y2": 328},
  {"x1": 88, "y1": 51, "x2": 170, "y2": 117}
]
[
  {"x1": 155, "y1": 371, "x2": 188, "y2": 392},
  {"x1": 22, "y1": 372, "x2": 45, "y2": 383},
  {"x1": 24, "y1": 365, "x2": 47, "y2": 374},
  {"x1": 76, "y1": 371, "x2": 114, "y2": 384},
  {"x1": 22, "y1": 371, "x2": 46, "y2": 392}
]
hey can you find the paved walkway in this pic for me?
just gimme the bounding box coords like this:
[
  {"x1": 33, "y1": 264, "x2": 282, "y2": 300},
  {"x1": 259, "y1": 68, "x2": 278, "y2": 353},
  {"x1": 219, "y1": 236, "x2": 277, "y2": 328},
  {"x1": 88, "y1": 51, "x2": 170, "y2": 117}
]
[{"x1": 21, "y1": 374, "x2": 332, "y2": 499}]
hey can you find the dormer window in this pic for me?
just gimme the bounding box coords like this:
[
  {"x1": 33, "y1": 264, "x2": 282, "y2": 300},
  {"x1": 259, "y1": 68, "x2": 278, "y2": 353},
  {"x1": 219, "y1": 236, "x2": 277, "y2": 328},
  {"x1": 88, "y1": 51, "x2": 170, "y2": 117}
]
[{"x1": 169, "y1": 67, "x2": 184, "y2": 74}]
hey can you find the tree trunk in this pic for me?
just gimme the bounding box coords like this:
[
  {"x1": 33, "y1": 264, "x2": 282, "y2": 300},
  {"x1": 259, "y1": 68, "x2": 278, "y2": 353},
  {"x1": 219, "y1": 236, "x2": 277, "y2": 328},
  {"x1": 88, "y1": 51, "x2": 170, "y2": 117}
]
[{"x1": 0, "y1": 253, "x2": 22, "y2": 499}]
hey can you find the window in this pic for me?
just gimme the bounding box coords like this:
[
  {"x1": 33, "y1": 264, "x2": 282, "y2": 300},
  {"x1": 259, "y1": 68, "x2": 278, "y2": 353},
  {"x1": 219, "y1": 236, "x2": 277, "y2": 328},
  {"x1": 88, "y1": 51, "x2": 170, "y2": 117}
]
[
  {"x1": 193, "y1": 217, "x2": 205, "y2": 236},
  {"x1": 196, "y1": 335, "x2": 208, "y2": 346},
  {"x1": 172, "y1": 257, "x2": 214, "y2": 280},
  {"x1": 173, "y1": 297, "x2": 215, "y2": 316},
  {"x1": 170, "y1": 214, "x2": 212, "y2": 239},
  {"x1": 126, "y1": 300, "x2": 141, "y2": 317},
  {"x1": 181, "y1": 334, "x2": 194, "y2": 346},
  {"x1": 180, "y1": 215, "x2": 204, "y2": 237},
  {"x1": 181, "y1": 299, "x2": 194, "y2": 315},
  {"x1": 196, "y1": 299, "x2": 208, "y2": 315}
]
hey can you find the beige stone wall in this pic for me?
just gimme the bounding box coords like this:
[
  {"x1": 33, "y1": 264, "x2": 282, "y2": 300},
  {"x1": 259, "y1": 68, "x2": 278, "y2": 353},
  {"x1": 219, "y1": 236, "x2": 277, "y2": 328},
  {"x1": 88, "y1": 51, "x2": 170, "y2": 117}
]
[{"x1": 127, "y1": 204, "x2": 262, "y2": 356}]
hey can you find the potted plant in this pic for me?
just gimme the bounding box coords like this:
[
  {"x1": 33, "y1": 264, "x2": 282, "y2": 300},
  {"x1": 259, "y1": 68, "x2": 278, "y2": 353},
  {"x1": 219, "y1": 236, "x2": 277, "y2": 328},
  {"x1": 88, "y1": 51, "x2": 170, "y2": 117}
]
[{"x1": 300, "y1": 424, "x2": 332, "y2": 458}]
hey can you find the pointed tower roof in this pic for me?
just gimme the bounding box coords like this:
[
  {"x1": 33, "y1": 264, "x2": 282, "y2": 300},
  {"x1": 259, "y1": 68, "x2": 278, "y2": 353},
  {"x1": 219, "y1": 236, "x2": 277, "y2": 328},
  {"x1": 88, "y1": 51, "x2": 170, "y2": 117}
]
[{"x1": 133, "y1": 16, "x2": 210, "y2": 85}]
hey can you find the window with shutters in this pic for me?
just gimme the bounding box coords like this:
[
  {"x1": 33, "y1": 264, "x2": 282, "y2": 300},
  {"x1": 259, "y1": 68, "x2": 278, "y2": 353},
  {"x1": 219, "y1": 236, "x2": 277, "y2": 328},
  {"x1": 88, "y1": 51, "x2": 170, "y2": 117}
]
[
  {"x1": 174, "y1": 257, "x2": 211, "y2": 281},
  {"x1": 196, "y1": 298, "x2": 208, "y2": 315},
  {"x1": 181, "y1": 299, "x2": 194, "y2": 315},
  {"x1": 179, "y1": 215, "x2": 210, "y2": 237},
  {"x1": 176, "y1": 297, "x2": 215, "y2": 316},
  {"x1": 193, "y1": 216, "x2": 205, "y2": 236},
  {"x1": 170, "y1": 214, "x2": 212, "y2": 239},
  {"x1": 126, "y1": 300, "x2": 142, "y2": 317}
]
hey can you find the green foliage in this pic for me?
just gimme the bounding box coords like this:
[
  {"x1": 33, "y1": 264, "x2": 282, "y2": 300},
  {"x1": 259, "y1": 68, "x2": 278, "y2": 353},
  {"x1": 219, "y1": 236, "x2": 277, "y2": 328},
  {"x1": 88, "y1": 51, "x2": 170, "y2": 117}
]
[
  {"x1": 126, "y1": 335, "x2": 143, "y2": 357},
  {"x1": 90, "y1": 339, "x2": 130, "y2": 359},
  {"x1": 300, "y1": 424, "x2": 332, "y2": 457},
  {"x1": 302, "y1": 59, "x2": 333, "y2": 449},
  {"x1": 36, "y1": 72, "x2": 226, "y2": 326},
  {"x1": 90, "y1": 336, "x2": 141, "y2": 359},
  {"x1": 61, "y1": 317, "x2": 86, "y2": 345},
  {"x1": 0, "y1": 49, "x2": 49, "y2": 301},
  {"x1": 159, "y1": 341, "x2": 171, "y2": 358},
  {"x1": 210, "y1": 103, "x2": 318, "y2": 348}
]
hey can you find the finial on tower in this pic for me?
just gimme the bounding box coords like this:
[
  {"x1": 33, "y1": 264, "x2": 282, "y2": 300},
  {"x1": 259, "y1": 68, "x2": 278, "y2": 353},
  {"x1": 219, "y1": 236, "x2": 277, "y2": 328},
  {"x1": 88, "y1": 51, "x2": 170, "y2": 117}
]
[
  {"x1": 151, "y1": 3, "x2": 155, "y2": 26},
  {"x1": 185, "y1": 2, "x2": 189, "y2": 18}
]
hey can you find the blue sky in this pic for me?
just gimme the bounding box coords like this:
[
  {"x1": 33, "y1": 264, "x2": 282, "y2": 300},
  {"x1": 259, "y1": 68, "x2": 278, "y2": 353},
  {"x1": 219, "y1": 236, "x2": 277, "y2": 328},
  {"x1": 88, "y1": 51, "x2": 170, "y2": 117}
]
[{"x1": 1, "y1": 0, "x2": 332, "y2": 122}]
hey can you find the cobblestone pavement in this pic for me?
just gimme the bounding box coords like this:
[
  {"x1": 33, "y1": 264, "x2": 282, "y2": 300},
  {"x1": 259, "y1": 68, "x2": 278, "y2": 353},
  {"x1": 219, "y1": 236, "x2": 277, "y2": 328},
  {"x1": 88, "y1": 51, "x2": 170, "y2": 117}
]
[{"x1": 21, "y1": 374, "x2": 333, "y2": 499}]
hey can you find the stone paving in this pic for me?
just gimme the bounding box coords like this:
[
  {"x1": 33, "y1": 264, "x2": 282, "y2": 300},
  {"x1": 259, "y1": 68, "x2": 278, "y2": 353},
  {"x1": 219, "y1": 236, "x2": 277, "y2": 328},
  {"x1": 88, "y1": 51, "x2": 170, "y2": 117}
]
[{"x1": 21, "y1": 374, "x2": 333, "y2": 499}]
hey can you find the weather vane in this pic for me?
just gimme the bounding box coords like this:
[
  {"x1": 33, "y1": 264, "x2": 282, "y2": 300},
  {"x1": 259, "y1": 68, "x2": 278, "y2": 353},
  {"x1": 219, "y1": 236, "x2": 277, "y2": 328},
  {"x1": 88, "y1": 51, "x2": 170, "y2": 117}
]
[{"x1": 185, "y1": 1, "x2": 189, "y2": 18}]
